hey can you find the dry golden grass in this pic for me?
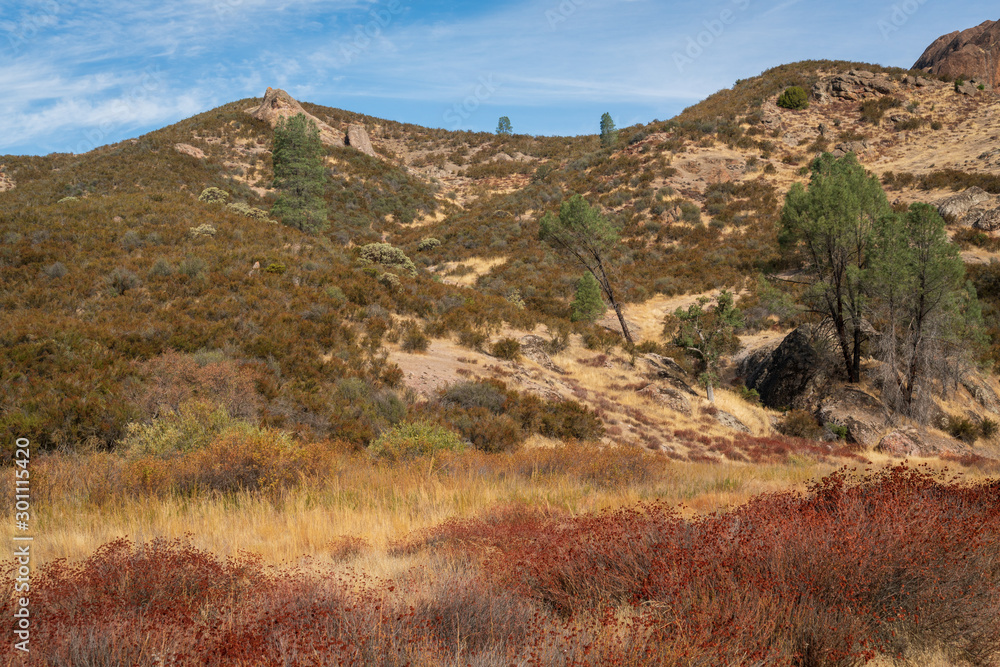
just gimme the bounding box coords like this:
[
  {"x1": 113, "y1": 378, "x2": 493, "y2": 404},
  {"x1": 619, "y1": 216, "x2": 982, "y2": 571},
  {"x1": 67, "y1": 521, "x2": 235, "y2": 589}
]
[
  {"x1": 431, "y1": 256, "x2": 507, "y2": 286},
  {"x1": 15, "y1": 443, "x2": 885, "y2": 568}
]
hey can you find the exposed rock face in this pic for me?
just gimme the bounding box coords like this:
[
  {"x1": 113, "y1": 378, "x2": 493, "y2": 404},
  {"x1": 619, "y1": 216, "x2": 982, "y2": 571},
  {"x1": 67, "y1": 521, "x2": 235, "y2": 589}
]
[
  {"x1": 914, "y1": 20, "x2": 1000, "y2": 88},
  {"x1": 346, "y1": 124, "x2": 376, "y2": 157},
  {"x1": 637, "y1": 384, "x2": 691, "y2": 414},
  {"x1": 817, "y1": 387, "x2": 886, "y2": 448},
  {"x1": 715, "y1": 410, "x2": 750, "y2": 433},
  {"x1": 875, "y1": 429, "x2": 923, "y2": 456},
  {"x1": 811, "y1": 70, "x2": 898, "y2": 103},
  {"x1": 739, "y1": 327, "x2": 825, "y2": 410},
  {"x1": 247, "y1": 87, "x2": 345, "y2": 147},
  {"x1": 0, "y1": 165, "x2": 13, "y2": 193},
  {"x1": 969, "y1": 207, "x2": 1000, "y2": 231},
  {"x1": 518, "y1": 335, "x2": 564, "y2": 373},
  {"x1": 936, "y1": 186, "x2": 992, "y2": 219},
  {"x1": 831, "y1": 140, "x2": 871, "y2": 158},
  {"x1": 643, "y1": 353, "x2": 697, "y2": 396},
  {"x1": 173, "y1": 143, "x2": 206, "y2": 159},
  {"x1": 876, "y1": 427, "x2": 970, "y2": 457}
]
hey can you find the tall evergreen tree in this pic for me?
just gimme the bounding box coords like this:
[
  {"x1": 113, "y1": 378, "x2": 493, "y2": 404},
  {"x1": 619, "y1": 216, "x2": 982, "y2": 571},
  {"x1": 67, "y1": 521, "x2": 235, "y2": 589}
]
[
  {"x1": 496, "y1": 116, "x2": 512, "y2": 136},
  {"x1": 600, "y1": 112, "x2": 618, "y2": 148},
  {"x1": 779, "y1": 152, "x2": 891, "y2": 382},
  {"x1": 540, "y1": 195, "x2": 633, "y2": 345},
  {"x1": 271, "y1": 113, "x2": 329, "y2": 233},
  {"x1": 571, "y1": 272, "x2": 606, "y2": 322},
  {"x1": 871, "y1": 203, "x2": 977, "y2": 413}
]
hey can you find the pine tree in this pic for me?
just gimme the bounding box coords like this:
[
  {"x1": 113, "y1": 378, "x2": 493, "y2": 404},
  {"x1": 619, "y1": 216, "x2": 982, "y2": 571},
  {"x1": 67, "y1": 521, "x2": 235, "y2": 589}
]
[
  {"x1": 571, "y1": 272, "x2": 606, "y2": 322},
  {"x1": 540, "y1": 194, "x2": 633, "y2": 345},
  {"x1": 600, "y1": 112, "x2": 618, "y2": 148},
  {"x1": 779, "y1": 152, "x2": 890, "y2": 382},
  {"x1": 496, "y1": 116, "x2": 512, "y2": 136},
  {"x1": 271, "y1": 113, "x2": 329, "y2": 233}
]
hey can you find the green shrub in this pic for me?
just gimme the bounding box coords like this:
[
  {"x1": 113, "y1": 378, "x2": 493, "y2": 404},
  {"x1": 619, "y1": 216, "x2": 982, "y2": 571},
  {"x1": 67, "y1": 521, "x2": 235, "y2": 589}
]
[
  {"x1": 264, "y1": 263, "x2": 286, "y2": 275},
  {"x1": 400, "y1": 323, "x2": 429, "y2": 352},
  {"x1": 859, "y1": 96, "x2": 902, "y2": 124},
  {"x1": 776, "y1": 86, "x2": 809, "y2": 110},
  {"x1": 179, "y1": 255, "x2": 207, "y2": 278},
  {"x1": 106, "y1": 268, "x2": 141, "y2": 295},
  {"x1": 778, "y1": 409, "x2": 822, "y2": 439},
  {"x1": 417, "y1": 237, "x2": 442, "y2": 251},
  {"x1": 946, "y1": 415, "x2": 979, "y2": 444},
  {"x1": 491, "y1": 337, "x2": 522, "y2": 361},
  {"x1": 198, "y1": 187, "x2": 229, "y2": 204},
  {"x1": 148, "y1": 258, "x2": 173, "y2": 277},
  {"x1": 378, "y1": 272, "x2": 401, "y2": 289},
  {"x1": 736, "y1": 385, "x2": 761, "y2": 405},
  {"x1": 980, "y1": 417, "x2": 998, "y2": 440},
  {"x1": 451, "y1": 409, "x2": 524, "y2": 453},
  {"x1": 189, "y1": 224, "x2": 217, "y2": 238},
  {"x1": 440, "y1": 381, "x2": 508, "y2": 413},
  {"x1": 43, "y1": 262, "x2": 67, "y2": 279},
  {"x1": 458, "y1": 328, "x2": 488, "y2": 351},
  {"x1": 357, "y1": 243, "x2": 417, "y2": 276},
  {"x1": 368, "y1": 421, "x2": 466, "y2": 461},
  {"x1": 226, "y1": 201, "x2": 270, "y2": 220},
  {"x1": 119, "y1": 399, "x2": 241, "y2": 457}
]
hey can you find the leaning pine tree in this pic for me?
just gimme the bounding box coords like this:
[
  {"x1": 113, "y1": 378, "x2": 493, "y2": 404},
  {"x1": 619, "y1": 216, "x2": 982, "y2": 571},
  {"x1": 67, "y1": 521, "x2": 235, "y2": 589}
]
[
  {"x1": 271, "y1": 113, "x2": 329, "y2": 233},
  {"x1": 540, "y1": 195, "x2": 633, "y2": 345}
]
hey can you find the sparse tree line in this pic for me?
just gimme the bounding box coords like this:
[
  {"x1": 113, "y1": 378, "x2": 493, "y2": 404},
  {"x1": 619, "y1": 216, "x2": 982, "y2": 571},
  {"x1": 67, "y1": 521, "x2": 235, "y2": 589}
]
[{"x1": 541, "y1": 151, "x2": 982, "y2": 419}]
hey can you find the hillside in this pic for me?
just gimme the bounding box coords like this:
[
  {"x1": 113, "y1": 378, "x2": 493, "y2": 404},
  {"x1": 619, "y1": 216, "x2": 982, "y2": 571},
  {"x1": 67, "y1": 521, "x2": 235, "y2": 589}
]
[
  {"x1": 5, "y1": 55, "x2": 1000, "y2": 666},
  {"x1": 6, "y1": 60, "x2": 1000, "y2": 459}
]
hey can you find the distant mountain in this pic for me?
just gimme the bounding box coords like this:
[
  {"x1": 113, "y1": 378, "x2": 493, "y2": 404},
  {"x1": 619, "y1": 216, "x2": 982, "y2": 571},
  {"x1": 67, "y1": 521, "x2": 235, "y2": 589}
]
[{"x1": 914, "y1": 19, "x2": 1000, "y2": 87}]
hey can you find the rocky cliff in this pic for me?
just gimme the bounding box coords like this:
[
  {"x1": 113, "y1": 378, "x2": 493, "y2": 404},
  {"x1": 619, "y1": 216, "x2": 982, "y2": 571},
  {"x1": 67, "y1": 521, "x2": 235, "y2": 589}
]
[{"x1": 914, "y1": 19, "x2": 1000, "y2": 87}]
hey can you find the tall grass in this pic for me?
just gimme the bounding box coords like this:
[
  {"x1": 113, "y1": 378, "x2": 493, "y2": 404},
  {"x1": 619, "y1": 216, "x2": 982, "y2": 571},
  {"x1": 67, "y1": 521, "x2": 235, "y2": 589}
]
[{"x1": 4, "y1": 464, "x2": 997, "y2": 666}]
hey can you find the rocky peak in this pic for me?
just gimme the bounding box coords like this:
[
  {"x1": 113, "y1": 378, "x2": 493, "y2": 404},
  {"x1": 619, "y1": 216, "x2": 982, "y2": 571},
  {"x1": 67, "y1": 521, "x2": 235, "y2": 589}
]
[
  {"x1": 246, "y1": 88, "x2": 381, "y2": 158},
  {"x1": 247, "y1": 87, "x2": 345, "y2": 147},
  {"x1": 914, "y1": 19, "x2": 1000, "y2": 88}
]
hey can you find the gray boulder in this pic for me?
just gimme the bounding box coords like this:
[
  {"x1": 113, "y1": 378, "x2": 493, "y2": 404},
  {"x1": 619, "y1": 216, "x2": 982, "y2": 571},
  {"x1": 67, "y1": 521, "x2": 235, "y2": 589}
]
[
  {"x1": 346, "y1": 124, "x2": 377, "y2": 157},
  {"x1": 937, "y1": 186, "x2": 991, "y2": 220},
  {"x1": 970, "y1": 207, "x2": 1000, "y2": 232}
]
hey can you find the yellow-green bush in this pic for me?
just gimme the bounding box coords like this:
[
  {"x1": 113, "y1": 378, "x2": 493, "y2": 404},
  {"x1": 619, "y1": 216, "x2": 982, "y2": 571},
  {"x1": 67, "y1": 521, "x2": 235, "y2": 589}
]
[{"x1": 368, "y1": 421, "x2": 466, "y2": 461}]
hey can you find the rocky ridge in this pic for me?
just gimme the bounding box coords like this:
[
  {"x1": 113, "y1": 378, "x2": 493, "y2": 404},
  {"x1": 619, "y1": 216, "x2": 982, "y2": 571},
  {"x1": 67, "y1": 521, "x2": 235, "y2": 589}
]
[
  {"x1": 247, "y1": 87, "x2": 377, "y2": 156},
  {"x1": 914, "y1": 19, "x2": 1000, "y2": 88}
]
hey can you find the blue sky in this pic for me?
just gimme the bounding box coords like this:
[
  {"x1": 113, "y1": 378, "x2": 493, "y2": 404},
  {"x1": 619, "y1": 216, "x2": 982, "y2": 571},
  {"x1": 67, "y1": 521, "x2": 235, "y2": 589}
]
[{"x1": 1, "y1": 0, "x2": 995, "y2": 155}]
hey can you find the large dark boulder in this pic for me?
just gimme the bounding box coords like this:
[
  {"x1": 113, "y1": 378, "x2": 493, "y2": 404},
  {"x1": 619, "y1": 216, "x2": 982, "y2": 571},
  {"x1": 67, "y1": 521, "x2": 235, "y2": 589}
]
[{"x1": 739, "y1": 327, "x2": 824, "y2": 410}]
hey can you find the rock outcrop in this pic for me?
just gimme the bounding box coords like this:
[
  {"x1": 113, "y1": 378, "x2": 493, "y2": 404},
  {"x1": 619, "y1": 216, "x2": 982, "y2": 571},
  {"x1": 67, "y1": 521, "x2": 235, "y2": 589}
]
[
  {"x1": 811, "y1": 70, "x2": 898, "y2": 103},
  {"x1": 876, "y1": 427, "x2": 970, "y2": 458},
  {"x1": 0, "y1": 165, "x2": 13, "y2": 193},
  {"x1": 914, "y1": 19, "x2": 1000, "y2": 88},
  {"x1": 247, "y1": 87, "x2": 345, "y2": 147},
  {"x1": 817, "y1": 386, "x2": 886, "y2": 448},
  {"x1": 969, "y1": 207, "x2": 1000, "y2": 231},
  {"x1": 346, "y1": 124, "x2": 376, "y2": 157},
  {"x1": 739, "y1": 327, "x2": 826, "y2": 410},
  {"x1": 831, "y1": 140, "x2": 871, "y2": 158},
  {"x1": 936, "y1": 186, "x2": 992, "y2": 220}
]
